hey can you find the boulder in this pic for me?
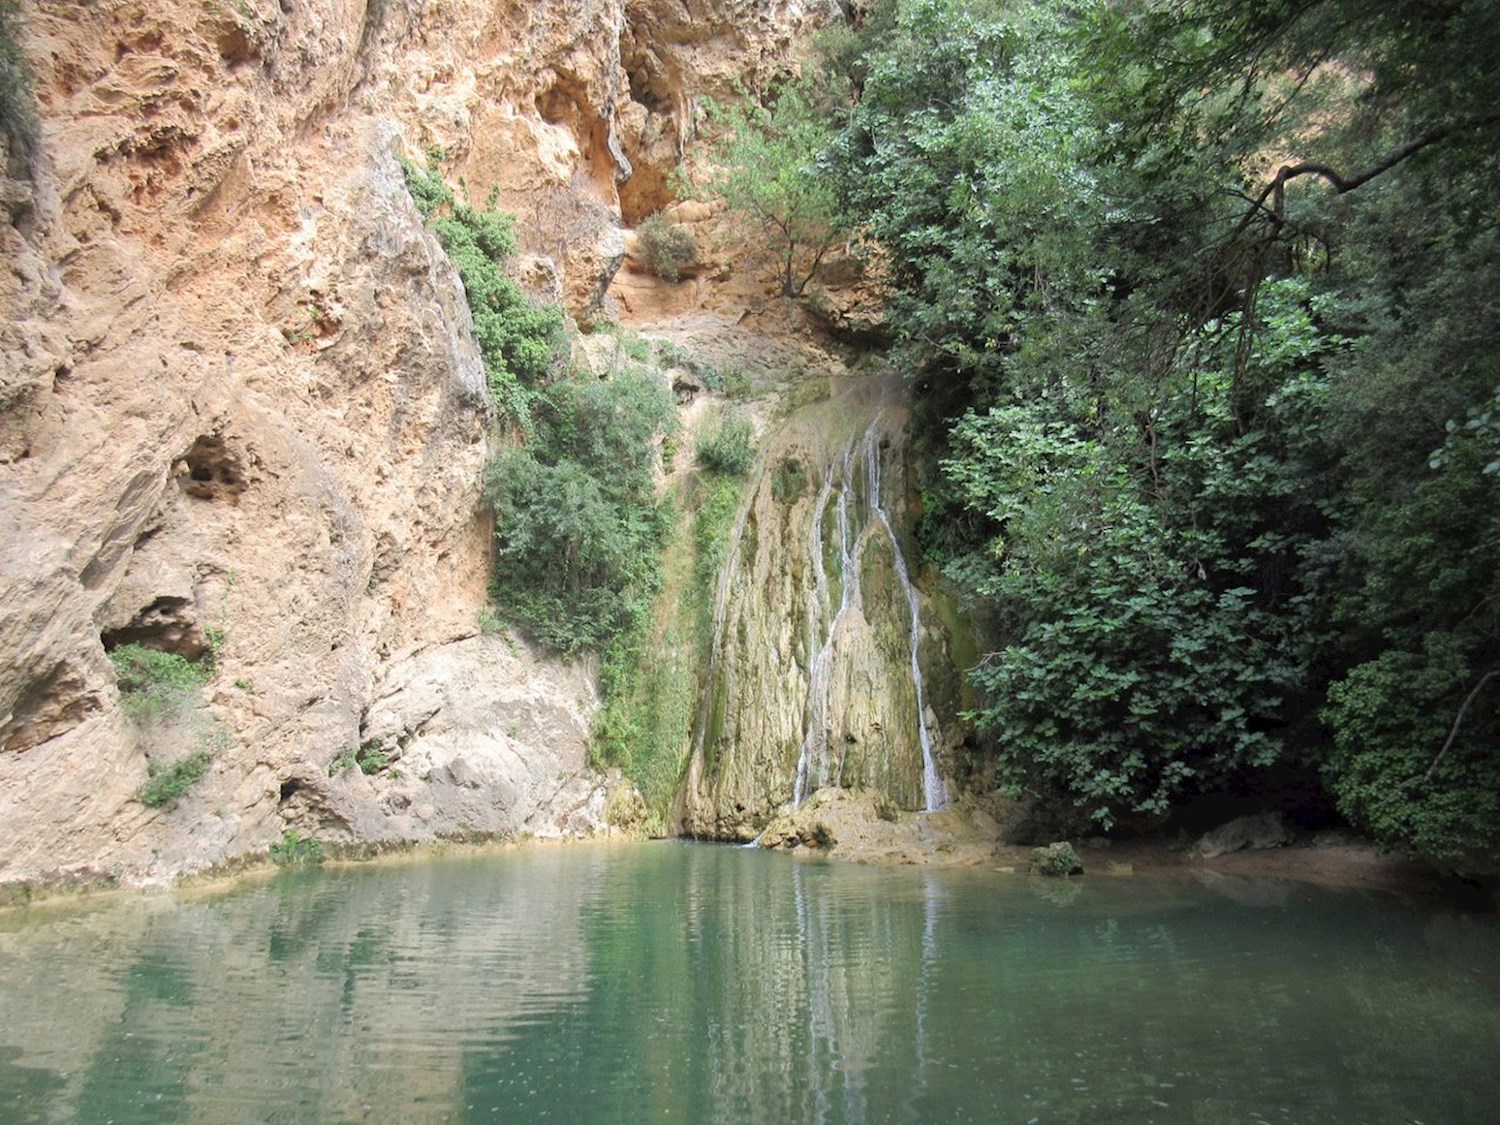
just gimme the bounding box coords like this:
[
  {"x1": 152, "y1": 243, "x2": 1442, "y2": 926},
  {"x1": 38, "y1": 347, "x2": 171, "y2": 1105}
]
[
  {"x1": 1194, "y1": 812, "x2": 1292, "y2": 859},
  {"x1": 1029, "y1": 841, "x2": 1084, "y2": 877}
]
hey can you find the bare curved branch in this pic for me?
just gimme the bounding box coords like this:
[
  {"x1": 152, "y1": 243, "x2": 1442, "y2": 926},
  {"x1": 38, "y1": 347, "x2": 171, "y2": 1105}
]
[
  {"x1": 1423, "y1": 670, "x2": 1498, "y2": 784},
  {"x1": 1231, "y1": 112, "x2": 1500, "y2": 244}
]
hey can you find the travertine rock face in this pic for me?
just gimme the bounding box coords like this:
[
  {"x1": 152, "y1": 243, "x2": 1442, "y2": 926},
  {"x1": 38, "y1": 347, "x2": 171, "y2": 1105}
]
[
  {"x1": 677, "y1": 372, "x2": 952, "y2": 841},
  {"x1": 0, "y1": 0, "x2": 821, "y2": 887}
]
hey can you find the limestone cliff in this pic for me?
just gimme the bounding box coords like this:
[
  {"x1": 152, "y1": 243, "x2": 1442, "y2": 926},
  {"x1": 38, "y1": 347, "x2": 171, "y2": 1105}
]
[{"x1": 0, "y1": 0, "x2": 828, "y2": 888}]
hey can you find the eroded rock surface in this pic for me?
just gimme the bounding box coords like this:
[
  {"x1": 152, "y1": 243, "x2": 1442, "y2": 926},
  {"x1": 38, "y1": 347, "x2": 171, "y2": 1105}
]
[
  {"x1": 1193, "y1": 812, "x2": 1293, "y2": 860},
  {"x1": 0, "y1": 0, "x2": 822, "y2": 887}
]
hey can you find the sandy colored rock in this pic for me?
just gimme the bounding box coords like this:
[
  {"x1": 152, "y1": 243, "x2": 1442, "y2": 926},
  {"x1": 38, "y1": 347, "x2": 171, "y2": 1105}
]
[
  {"x1": 1193, "y1": 811, "x2": 1293, "y2": 859},
  {"x1": 0, "y1": 0, "x2": 827, "y2": 889}
]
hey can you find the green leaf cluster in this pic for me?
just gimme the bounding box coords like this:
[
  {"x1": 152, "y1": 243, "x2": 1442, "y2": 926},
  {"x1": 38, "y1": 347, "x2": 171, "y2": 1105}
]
[
  {"x1": 328, "y1": 740, "x2": 391, "y2": 777},
  {"x1": 832, "y1": 0, "x2": 1500, "y2": 856},
  {"x1": 109, "y1": 643, "x2": 213, "y2": 723},
  {"x1": 485, "y1": 364, "x2": 678, "y2": 655},
  {"x1": 399, "y1": 154, "x2": 563, "y2": 426},
  {"x1": 137, "y1": 748, "x2": 213, "y2": 809},
  {"x1": 694, "y1": 409, "x2": 754, "y2": 477}
]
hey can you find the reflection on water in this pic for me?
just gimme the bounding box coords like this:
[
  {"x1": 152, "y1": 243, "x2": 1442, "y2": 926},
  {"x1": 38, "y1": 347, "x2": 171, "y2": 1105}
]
[{"x1": 1, "y1": 843, "x2": 1497, "y2": 1123}]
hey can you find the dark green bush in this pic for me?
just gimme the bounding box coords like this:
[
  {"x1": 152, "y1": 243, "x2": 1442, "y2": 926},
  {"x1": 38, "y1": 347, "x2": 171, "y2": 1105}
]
[
  {"x1": 485, "y1": 366, "x2": 677, "y2": 654},
  {"x1": 637, "y1": 213, "x2": 697, "y2": 282},
  {"x1": 328, "y1": 740, "x2": 392, "y2": 777},
  {"x1": 771, "y1": 457, "x2": 808, "y2": 503},
  {"x1": 695, "y1": 411, "x2": 755, "y2": 477}
]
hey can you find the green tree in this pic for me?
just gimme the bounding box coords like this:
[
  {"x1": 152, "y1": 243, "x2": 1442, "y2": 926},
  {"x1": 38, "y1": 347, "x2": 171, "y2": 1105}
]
[
  {"x1": 696, "y1": 80, "x2": 848, "y2": 297},
  {"x1": 399, "y1": 154, "x2": 564, "y2": 427},
  {"x1": 485, "y1": 365, "x2": 677, "y2": 654},
  {"x1": 832, "y1": 0, "x2": 1500, "y2": 855}
]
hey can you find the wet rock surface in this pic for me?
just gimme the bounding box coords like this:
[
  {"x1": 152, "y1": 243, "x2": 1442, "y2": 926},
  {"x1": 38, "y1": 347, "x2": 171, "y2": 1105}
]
[{"x1": 676, "y1": 372, "x2": 955, "y2": 840}]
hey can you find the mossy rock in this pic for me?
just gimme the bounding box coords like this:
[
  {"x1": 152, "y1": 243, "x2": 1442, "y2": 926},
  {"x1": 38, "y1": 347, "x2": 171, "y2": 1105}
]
[{"x1": 1029, "y1": 841, "x2": 1084, "y2": 877}]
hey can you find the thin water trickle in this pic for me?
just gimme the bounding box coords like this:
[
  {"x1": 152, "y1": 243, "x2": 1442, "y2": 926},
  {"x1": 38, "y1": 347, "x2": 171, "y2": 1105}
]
[
  {"x1": 687, "y1": 376, "x2": 948, "y2": 828},
  {"x1": 863, "y1": 425, "x2": 946, "y2": 812},
  {"x1": 795, "y1": 441, "x2": 864, "y2": 806}
]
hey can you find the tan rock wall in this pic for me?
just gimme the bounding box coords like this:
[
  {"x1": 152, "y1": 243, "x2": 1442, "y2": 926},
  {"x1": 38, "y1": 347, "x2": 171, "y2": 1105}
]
[{"x1": 0, "y1": 0, "x2": 822, "y2": 886}]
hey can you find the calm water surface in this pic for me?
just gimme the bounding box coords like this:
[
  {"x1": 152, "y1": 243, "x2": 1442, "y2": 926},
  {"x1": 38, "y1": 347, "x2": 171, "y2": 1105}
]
[{"x1": 1, "y1": 842, "x2": 1496, "y2": 1123}]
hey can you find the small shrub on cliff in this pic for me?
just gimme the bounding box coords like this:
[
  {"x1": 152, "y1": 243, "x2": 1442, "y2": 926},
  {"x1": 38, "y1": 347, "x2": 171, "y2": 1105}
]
[
  {"x1": 328, "y1": 740, "x2": 392, "y2": 777},
  {"x1": 771, "y1": 457, "x2": 808, "y2": 504},
  {"x1": 638, "y1": 213, "x2": 697, "y2": 283},
  {"x1": 109, "y1": 643, "x2": 212, "y2": 722},
  {"x1": 138, "y1": 748, "x2": 213, "y2": 810},
  {"x1": 398, "y1": 153, "x2": 564, "y2": 428},
  {"x1": 695, "y1": 410, "x2": 754, "y2": 477},
  {"x1": 692, "y1": 80, "x2": 848, "y2": 297}
]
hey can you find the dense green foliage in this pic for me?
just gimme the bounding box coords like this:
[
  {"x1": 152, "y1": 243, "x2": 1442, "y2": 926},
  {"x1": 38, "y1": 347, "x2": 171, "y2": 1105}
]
[
  {"x1": 694, "y1": 410, "x2": 755, "y2": 477},
  {"x1": 591, "y1": 432, "x2": 747, "y2": 822},
  {"x1": 399, "y1": 153, "x2": 564, "y2": 427},
  {"x1": 400, "y1": 155, "x2": 677, "y2": 658},
  {"x1": 485, "y1": 365, "x2": 677, "y2": 654},
  {"x1": 814, "y1": 0, "x2": 1499, "y2": 856}
]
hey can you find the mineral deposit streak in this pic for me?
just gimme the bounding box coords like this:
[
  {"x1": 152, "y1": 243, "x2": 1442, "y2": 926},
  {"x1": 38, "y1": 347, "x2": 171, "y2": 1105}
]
[{"x1": 864, "y1": 427, "x2": 946, "y2": 812}]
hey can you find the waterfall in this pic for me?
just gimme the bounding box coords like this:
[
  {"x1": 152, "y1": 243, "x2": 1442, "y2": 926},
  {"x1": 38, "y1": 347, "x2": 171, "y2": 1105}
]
[
  {"x1": 679, "y1": 373, "x2": 951, "y2": 838},
  {"x1": 794, "y1": 447, "x2": 860, "y2": 807},
  {"x1": 792, "y1": 422, "x2": 946, "y2": 812},
  {"x1": 863, "y1": 428, "x2": 947, "y2": 813}
]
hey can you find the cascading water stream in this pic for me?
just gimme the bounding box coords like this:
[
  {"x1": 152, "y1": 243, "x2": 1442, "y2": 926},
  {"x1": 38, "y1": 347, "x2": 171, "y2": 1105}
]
[
  {"x1": 863, "y1": 428, "x2": 947, "y2": 812},
  {"x1": 793, "y1": 448, "x2": 860, "y2": 807},
  {"x1": 680, "y1": 373, "x2": 951, "y2": 838},
  {"x1": 791, "y1": 421, "x2": 946, "y2": 812}
]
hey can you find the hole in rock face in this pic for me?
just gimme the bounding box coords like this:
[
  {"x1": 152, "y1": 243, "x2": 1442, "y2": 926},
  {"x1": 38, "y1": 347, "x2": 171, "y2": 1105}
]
[
  {"x1": 536, "y1": 83, "x2": 575, "y2": 125},
  {"x1": 279, "y1": 778, "x2": 303, "y2": 803},
  {"x1": 100, "y1": 597, "x2": 208, "y2": 660},
  {"x1": 174, "y1": 434, "x2": 247, "y2": 502},
  {"x1": 1, "y1": 660, "x2": 102, "y2": 754}
]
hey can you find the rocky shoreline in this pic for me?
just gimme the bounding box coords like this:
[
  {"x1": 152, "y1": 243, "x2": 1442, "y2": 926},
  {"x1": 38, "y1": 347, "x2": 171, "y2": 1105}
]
[
  {"x1": 751, "y1": 788, "x2": 1482, "y2": 899},
  {"x1": 2, "y1": 792, "x2": 1481, "y2": 911}
]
